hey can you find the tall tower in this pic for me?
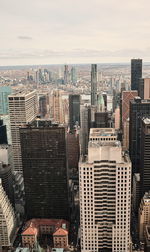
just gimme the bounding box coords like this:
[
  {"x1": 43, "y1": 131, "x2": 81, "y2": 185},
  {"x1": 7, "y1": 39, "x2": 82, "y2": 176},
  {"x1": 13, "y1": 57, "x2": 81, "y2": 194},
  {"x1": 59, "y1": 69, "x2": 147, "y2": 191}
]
[
  {"x1": 64, "y1": 65, "x2": 69, "y2": 84},
  {"x1": 52, "y1": 90, "x2": 65, "y2": 124},
  {"x1": 0, "y1": 85, "x2": 12, "y2": 114},
  {"x1": 71, "y1": 66, "x2": 77, "y2": 85},
  {"x1": 8, "y1": 91, "x2": 37, "y2": 173},
  {"x1": 0, "y1": 179, "x2": 16, "y2": 246},
  {"x1": 91, "y1": 64, "x2": 97, "y2": 106},
  {"x1": 20, "y1": 120, "x2": 69, "y2": 220},
  {"x1": 129, "y1": 97, "x2": 150, "y2": 173},
  {"x1": 131, "y1": 59, "x2": 142, "y2": 90},
  {"x1": 138, "y1": 78, "x2": 150, "y2": 99},
  {"x1": 79, "y1": 128, "x2": 131, "y2": 252},
  {"x1": 140, "y1": 118, "x2": 150, "y2": 196},
  {"x1": 69, "y1": 94, "x2": 80, "y2": 130}
]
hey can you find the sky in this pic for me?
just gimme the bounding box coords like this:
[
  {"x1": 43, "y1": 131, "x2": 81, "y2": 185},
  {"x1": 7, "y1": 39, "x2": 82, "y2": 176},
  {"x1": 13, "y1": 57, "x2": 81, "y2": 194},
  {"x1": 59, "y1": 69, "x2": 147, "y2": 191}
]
[{"x1": 1, "y1": 0, "x2": 150, "y2": 65}]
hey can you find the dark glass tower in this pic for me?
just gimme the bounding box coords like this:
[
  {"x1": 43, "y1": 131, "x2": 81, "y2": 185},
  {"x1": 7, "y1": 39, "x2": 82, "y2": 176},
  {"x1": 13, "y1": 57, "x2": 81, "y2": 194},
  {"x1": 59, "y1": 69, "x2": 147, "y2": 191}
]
[
  {"x1": 129, "y1": 97, "x2": 150, "y2": 173},
  {"x1": 131, "y1": 59, "x2": 142, "y2": 90},
  {"x1": 20, "y1": 120, "x2": 69, "y2": 220},
  {"x1": 69, "y1": 94, "x2": 80, "y2": 130},
  {"x1": 91, "y1": 64, "x2": 97, "y2": 105},
  {"x1": 140, "y1": 118, "x2": 150, "y2": 196}
]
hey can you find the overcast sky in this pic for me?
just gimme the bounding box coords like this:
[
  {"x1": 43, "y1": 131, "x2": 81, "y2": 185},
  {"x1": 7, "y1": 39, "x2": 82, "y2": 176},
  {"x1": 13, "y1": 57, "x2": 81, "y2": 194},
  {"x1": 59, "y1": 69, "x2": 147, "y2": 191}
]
[{"x1": 1, "y1": 0, "x2": 150, "y2": 65}]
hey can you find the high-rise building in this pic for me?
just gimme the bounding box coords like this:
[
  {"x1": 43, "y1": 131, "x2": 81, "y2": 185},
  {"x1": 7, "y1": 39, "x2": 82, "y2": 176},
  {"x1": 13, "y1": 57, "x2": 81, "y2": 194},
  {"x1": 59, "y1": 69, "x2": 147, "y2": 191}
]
[
  {"x1": 91, "y1": 64, "x2": 97, "y2": 106},
  {"x1": 129, "y1": 97, "x2": 150, "y2": 173},
  {"x1": 69, "y1": 94, "x2": 80, "y2": 130},
  {"x1": 64, "y1": 65, "x2": 69, "y2": 84},
  {"x1": 0, "y1": 162, "x2": 14, "y2": 206},
  {"x1": 20, "y1": 120, "x2": 69, "y2": 220},
  {"x1": 79, "y1": 128, "x2": 131, "y2": 252},
  {"x1": 0, "y1": 115, "x2": 12, "y2": 144},
  {"x1": 138, "y1": 191, "x2": 150, "y2": 241},
  {"x1": 131, "y1": 59, "x2": 142, "y2": 90},
  {"x1": 71, "y1": 66, "x2": 77, "y2": 85},
  {"x1": 52, "y1": 90, "x2": 65, "y2": 124},
  {"x1": 80, "y1": 104, "x2": 91, "y2": 155},
  {"x1": 133, "y1": 173, "x2": 141, "y2": 214},
  {"x1": 0, "y1": 119, "x2": 7, "y2": 144},
  {"x1": 67, "y1": 130, "x2": 79, "y2": 175},
  {"x1": 38, "y1": 94, "x2": 47, "y2": 118},
  {"x1": 140, "y1": 118, "x2": 150, "y2": 196},
  {"x1": 95, "y1": 112, "x2": 109, "y2": 128},
  {"x1": 8, "y1": 91, "x2": 37, "y2": 173},
  {"x1": 139, "y1": 78, "x2": 150, "y2": 99},
  {"x1": 0, "y1": 85, "x2": 12, "y2": 114},
  {"x1": 122, "y1": 90, "x2": 138, "y2": 125},
  {"x1": 0, "y1": 179, "x2": 16, "y2": 247}
]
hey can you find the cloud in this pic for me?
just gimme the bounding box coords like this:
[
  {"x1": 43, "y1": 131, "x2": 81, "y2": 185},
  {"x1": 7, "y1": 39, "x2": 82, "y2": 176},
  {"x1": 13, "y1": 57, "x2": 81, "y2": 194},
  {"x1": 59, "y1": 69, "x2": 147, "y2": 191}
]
[{"x1": 18, "y1": 36, "x2": 32, "y2": 40}]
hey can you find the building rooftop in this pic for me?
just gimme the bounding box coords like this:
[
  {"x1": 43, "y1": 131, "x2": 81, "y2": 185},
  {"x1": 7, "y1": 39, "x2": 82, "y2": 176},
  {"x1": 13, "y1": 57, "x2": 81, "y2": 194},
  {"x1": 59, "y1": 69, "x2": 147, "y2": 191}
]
[
  {"x1": 8, "y1": 90, "x2": 36, "y2": 98},
  {"x1": 53, "y1": 228, "x2": 68, "y2": 236},
  {"x1": 143, "y1": 118, "x2": 150, "y2": 124},
  {"x1": 90, "y1": 128, "x2": 116, "y2": 138},
  {"x1": 143, "y1": 191, "x2": 150, "y2": 202}
]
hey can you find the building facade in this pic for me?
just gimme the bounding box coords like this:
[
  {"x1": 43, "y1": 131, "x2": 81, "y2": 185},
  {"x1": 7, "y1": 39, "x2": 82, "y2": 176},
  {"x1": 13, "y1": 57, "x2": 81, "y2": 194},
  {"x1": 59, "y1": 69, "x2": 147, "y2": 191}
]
[
  {"x1": 69, "y1": 94, "x2": 80, "y2": 130},
  {"x1": 91, "y1": 64, "x2": 97, "y2": 106},
  {"x1": 79, "y1": 128, "x2": 131, "y2": 252},
  {"x1": 8, "y1": 91, "x2": 37, "y2": 173},
  {"x1": 20, "y1": 120, "x2": 69, "y2": 220},
  {"x1": 0, "y1": 85, "x2": 12, "y2": 114},
  {"x1": 131, "y1": 59, "x2": 142, "y2": 91},
  {"x1": 139, "y1": 78, "x2": 150, "y2": 100}
]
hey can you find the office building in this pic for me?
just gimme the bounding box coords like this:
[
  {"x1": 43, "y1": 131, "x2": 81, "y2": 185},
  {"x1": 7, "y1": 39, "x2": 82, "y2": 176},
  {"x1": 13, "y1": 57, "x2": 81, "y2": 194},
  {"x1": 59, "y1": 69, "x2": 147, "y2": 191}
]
[
  {"x1": 80, "y1": 104, "x2": 91, "y2": 155},
  {"x1": 97, "y1": 93, "x2": 105, "y2": 112},
  {"x1": 52, "y1": 90, "x2": 65, "y2": 124},
  {"x1": 95, "y1": 112, "x2": 109, "y2": 128},
  {"x1": 67, "y1": 130, "x2": 79, "y2": 175},
  {"x1": 138, "y1": 191, "x2": 150, "y2": 241},
  {"x1": 0, "y1": 119, "x2": 7, "y2": 144},
  {"x1": 0, "y1": 162, "x2": 14, "y2": 206},
  {"x1": 129, "y1": 97, "x2": 150, "y2": 173},
  {"x1": 0, "y1": 179, "x2": 16, "y2": 246},
  {"x1": 0, "y1": 114, "x2": 12, "y2": 144},
  {"x1": 91, "y1": 64, "x2": 97, "y2": 106},
  {"x1": 140, "y1": 118, "x2": 150, "y2": 196},
  {"x1": 38, "y1": 94, "x2": 47, "y2": 118},
  {"x1": 79, "y1": 128, "x2": 131, "y2": 252},
  {"x1": 71, "y1": 66, "x2": 77, "y2": 85},
  {"x1": 0, "y1": 85, "x2": 12, "y2": 114},
  {"x1": 131, "y1": 59, "x2": 142, "y2": 90},
  {"x1": 114, "y1": 107, "x2": 120, "y2": 129},
  {"x1": 122, "y1": 90, "x2": 138, "y2": 125},
  {"x1": 8, "y1": 91, "x2": 37, "y2": 173},
  {"x1": 122, "y1": 119, "x2": 129, "y2": 150},
  {"x1": 69, "y1": 94, "x2": 80, "y2": 130},
  {"x1": 139, "y1": 78, "x2": 150, "y2": 99},
  {"x1": 64, "y1": 65, "x2": 69, "y2": 84},
  {"x1": 20, "y1": 120, "x2": 69, "y2": 220}
]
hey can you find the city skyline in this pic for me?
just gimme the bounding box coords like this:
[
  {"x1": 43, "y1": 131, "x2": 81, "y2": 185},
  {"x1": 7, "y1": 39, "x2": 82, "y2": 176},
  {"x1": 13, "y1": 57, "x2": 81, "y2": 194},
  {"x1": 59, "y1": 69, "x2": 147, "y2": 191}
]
[{"x1": 1, "y1": 0, "x2": 150, "y2": 65}]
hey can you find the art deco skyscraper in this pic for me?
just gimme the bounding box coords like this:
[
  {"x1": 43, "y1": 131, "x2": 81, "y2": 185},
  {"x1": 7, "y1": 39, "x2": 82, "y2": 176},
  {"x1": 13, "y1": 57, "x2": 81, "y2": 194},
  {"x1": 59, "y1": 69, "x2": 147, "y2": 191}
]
[
  {"x1": 131, "y1": 59, "x2": 142, "y2": 90},
  {"x1": 8, "y1": 91, "x2": 37, "y2": 173},
  {"x1": 91, "y1": 64, "x2": 97, "y2": 106},
  {"x1": 79, "y1": 128, "x2": 131, "y2": 252},
  {"x1": 20, "y1": 120, "x2": 69, "y2": 220}
]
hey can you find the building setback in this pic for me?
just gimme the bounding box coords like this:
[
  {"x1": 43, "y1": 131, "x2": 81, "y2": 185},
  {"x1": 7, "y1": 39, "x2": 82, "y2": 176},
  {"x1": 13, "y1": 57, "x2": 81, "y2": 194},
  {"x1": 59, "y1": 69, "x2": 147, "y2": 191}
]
[{"x1": 20, "y1": 120, "x2": 69, "y2": 220}]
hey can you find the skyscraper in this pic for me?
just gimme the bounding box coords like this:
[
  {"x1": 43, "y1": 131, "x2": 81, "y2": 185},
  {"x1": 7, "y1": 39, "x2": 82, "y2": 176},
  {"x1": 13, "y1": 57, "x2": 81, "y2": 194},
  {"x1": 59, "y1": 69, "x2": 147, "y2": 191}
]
[
  {"x1": 0, "y1": 85, "x2": 12, "y2": 114},
  {"x1": 91, "y1": 64, "x2": 97, "y2": 106},
  {"x1": 140, "y1": 118, "x2": 150, "y2": 196},
  {"x1": 71, "y1": 66, "x2": 77, "y2": 85},
  {"x1": 20, "y1": 120, "x2": 69, "y2": 220},
  {"x1": 80, "y1": 104, "x2": 91, "y2": 155},
  {"x1": 122, "y1": 90, "x2": 138, "y2": 125},
  {"x1": 0, "y1": 179, "x2": 16, "y2": 247},
  {"x1": 52, "y1": 90, "x2": 65, "y2": 124},
  {"x1": 129, "y1": 97, "x2": 150, "y2": 173},
  {"x1": 131, "y1": 59, "x2": 142, "y2": 90},
  {"x1": 79, "y1": 128, "x2": 131, "y2": 252},
  {"x1": 64, "y1": 65, "x2": 69, "y2": 84},
  {"x1": 138, "y1": 78, "x2": 150, "y2": 99},
  {"x1": 69, "y1": 94, "x2": 80, "y2": 130},
  {"x1": 8, "y1": 91, "x2": 37, "y2": 173}
]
